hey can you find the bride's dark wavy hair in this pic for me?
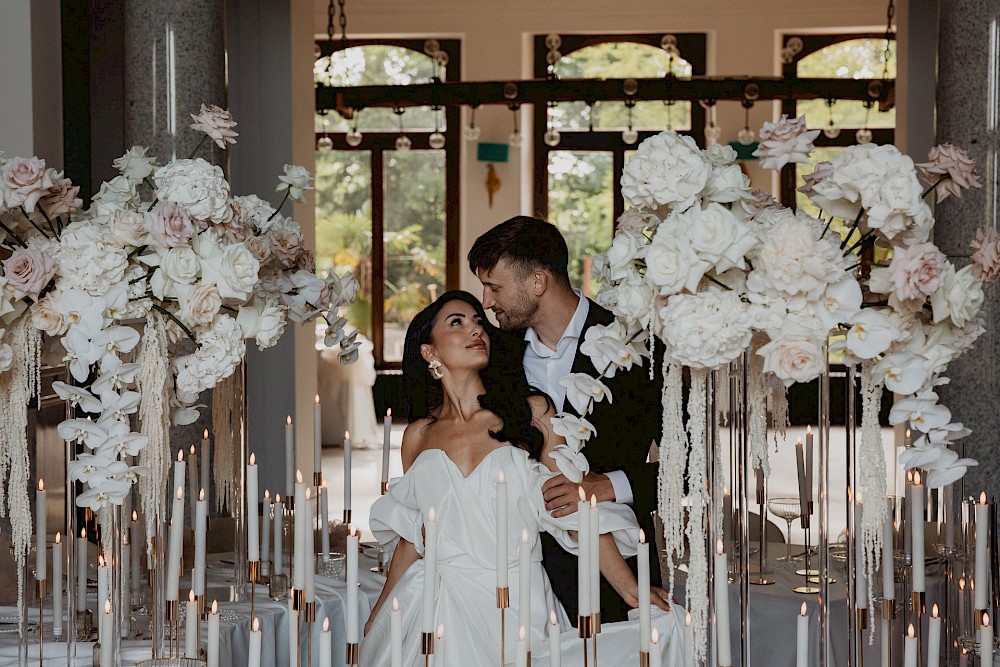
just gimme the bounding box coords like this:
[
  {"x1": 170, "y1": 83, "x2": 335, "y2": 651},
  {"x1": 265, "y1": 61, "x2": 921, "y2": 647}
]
[{"x1": 401, "y1": 290, "x2": 550, "y2": 460}]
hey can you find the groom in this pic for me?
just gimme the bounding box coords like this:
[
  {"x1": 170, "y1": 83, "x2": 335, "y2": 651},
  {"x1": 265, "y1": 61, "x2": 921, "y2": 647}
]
[{"x1": 469, "y1": 215, "x2": 663, "y2": 623}]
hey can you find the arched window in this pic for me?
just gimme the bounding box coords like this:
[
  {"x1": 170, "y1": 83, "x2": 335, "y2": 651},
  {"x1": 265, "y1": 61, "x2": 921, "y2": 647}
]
[
  {"x1": 533, "y1": 34, "x2": 706, "y2": 295},
  {"x1": 780, "y1": 34, "x2": 896, "y2": 212},
  {"x1": 313, "y1": 40, "x2": 460, "y2": 367}
]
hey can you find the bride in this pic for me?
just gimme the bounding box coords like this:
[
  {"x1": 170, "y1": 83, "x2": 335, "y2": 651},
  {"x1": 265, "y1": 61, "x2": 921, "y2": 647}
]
[{"x1": 360, "y1": 291, "x2": 680, "y2": 665}]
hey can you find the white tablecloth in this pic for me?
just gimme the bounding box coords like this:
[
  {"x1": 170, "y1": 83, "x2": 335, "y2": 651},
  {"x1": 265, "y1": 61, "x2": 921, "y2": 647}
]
[{"x1": 0, "y1": 550, "x2": 385, "y2": 667}]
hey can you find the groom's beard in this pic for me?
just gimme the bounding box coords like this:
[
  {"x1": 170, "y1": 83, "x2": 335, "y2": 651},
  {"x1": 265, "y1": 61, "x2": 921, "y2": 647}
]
[{"x1": 495, "y1": 290, "x2": 539, "y2": 331}]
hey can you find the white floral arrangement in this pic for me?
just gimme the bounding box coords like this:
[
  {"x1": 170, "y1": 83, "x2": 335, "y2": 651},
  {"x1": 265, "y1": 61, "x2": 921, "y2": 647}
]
[
  {"x1": 554, "y1": 115, "x2": 989, "y2": 660},
  {"x1": 0, "y1": 104, "x2": 359, "y2": 614}
]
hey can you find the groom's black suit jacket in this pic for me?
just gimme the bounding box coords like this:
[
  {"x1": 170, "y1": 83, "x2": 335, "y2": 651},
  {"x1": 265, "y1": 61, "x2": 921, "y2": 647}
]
[{"x1": 515, "y1": 299, "x2": 664, "y2": 622}]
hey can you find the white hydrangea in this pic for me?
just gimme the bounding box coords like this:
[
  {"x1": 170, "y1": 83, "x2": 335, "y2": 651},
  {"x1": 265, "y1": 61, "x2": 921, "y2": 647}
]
[
  {"x1": 657, "y1": 290, "x2": 752, "y2": 369},
  {"x1": 154, "y1": 158, "x2": 233, "y2": 225},
  {"x1": 55, "y1": 220, "x2": 130, "y2": 296},
  {"x1": 620, "y1": 131, "x2": 710, "y2": 213}
]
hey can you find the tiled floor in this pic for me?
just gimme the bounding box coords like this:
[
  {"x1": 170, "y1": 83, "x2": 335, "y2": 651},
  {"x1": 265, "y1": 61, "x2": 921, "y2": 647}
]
[{"x1": 321, "y1": 424, "x2": 904, "y2": 545}]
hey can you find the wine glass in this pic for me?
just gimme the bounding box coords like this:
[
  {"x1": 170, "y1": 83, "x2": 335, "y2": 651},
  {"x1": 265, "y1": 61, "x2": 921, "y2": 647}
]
[{"x1": 767, "y1": 497, "x2": 802, "y2": 562}]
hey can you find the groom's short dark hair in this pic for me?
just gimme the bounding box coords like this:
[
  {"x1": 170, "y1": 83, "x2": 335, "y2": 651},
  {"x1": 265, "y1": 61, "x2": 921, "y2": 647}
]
[{"x1": 467, "y1": 216, "x2": 571, "y2": 288}]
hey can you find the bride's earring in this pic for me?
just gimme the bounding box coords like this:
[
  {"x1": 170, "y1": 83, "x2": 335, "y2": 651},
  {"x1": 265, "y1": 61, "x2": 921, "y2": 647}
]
[{"x1": 428, "y1": 359, "x2": 444, "y2": 380}]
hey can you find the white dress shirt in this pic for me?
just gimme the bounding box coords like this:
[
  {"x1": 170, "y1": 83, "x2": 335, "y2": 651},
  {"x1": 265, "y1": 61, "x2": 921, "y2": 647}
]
[{"x1": 523, "y1": 292, "x2": 634, "y2": 505}]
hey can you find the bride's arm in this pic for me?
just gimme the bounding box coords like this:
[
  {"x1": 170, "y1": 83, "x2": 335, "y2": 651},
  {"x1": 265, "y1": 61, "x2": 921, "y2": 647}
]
[
  {"x1": 598, "y1": 534, "x2": 671, "y2": 612},
  {"x1": 364, "y1": 421, "x2": 428, "y2": 635},
  {"x1": 365, "y1": 538, "x2": 420, "y2": 635}
]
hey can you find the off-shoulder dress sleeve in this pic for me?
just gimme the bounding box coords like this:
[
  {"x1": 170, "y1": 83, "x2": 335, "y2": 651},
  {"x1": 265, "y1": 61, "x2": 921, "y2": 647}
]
[
  {"x1": 518, "y1": 459, "x2": 640, "y2": 557},
  {"x1": 369, "y1": 471, "x2": 426, "y2": 555}
]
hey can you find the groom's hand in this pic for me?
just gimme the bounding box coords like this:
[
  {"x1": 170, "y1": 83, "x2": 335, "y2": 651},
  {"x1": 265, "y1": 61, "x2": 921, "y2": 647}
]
[{"x1": 542, "y1": 472, "x2": 615, "y2": 517}]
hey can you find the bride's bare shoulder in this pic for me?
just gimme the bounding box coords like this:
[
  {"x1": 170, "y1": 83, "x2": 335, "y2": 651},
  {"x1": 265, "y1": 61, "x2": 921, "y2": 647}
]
[{"x1": 401, "y1": 418, "x2": 434, "y2": 470}]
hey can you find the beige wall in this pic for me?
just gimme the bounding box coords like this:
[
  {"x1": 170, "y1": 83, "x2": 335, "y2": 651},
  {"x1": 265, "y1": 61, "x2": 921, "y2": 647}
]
[{"x1": 314, "y1": 0, "x2": 888, "y2": 294}]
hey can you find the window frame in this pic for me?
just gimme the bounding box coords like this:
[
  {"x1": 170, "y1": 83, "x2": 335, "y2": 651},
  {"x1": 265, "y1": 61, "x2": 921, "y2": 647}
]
[
  {"x1": 314, "y1": 38, "x2": 461, "y2": 369},
  {"x1": 778, "y1": 32, "x2": 896, "y2": 206},
  {"x1": 531, "y1": 33, "x2": 708, "y2": 224}
]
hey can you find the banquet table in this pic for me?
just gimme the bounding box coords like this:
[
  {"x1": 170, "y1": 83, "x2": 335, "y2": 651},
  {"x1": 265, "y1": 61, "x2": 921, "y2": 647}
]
[
  {"x1": 0, "y1": 548, "x2": 385, "y2": 667},
  {"x1": 674, "y1": 542, "x2": 949, "y2": 667}
]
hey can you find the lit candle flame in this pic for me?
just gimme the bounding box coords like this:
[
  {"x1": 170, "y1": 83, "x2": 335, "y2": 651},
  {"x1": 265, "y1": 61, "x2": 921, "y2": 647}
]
[
  {"x1": 212, "y1": 600, "x2": 218, "y2": 614},
  {"x1": 387, "y1": 408, "x2": 392, "y2": 418},
  {"x1": 959, "y1": 577, "x2": 966, "y2": 590},
  {"x1": 907, "y1": 623, "x2": 915, "y2": 638},
  {"x1": 250, "y1": 453, "x2": 256, "y2": 465},
  {"x1": 521, "y1": 528, "x2": 528, "y2": 543},
  {"x1": 296, "y1": 470, "x2": 303, "y2": 484},
  {"x1": 286, "y1": 415, "x2": 292, "y2": 425},
  {"x1": 323, "y1": 617, "x2": 330, "y2": 632},
  {"x1": 306, "y1": 487, "x2": 312, "y2": 501},
  {"x1": 639, "y1": 529, "x2": 646, "y2": 544},
  {"x1": 315, "y1": 394, "x2": 320, "y2": 405},
  {"x1": 437, "y1": 624, "x2": 444, "y2": 640},
  {"x1": 578, "y1": 486, "x2": 586, "y2": 502},
  {"x1": 55, "y1": 532, "x2": 61, "y2": 544},
  {"x1": 203, "y1": 429, "x2": 209, "y2": 440},
  {"x1": 264, "y1": 490, "x2": 270, "y2": 501},
  {"x1": 190, "y1": 444, "x2": 195, "y2": 455},
  {"x1": 345, "y1": 430, "x2": 350, "y2": 441},
  {"x1": 550, "y1": 610, "x2": 557, "y2": 625},
  {"x1": 932, "y1": 604, "x2": 939, "y2": 618},
  {"x1": 984, "y1": 612, "x2": 991, "y2": 628},
  {"x1": 685, "y1": 612, "x2": 692, "y2": 627},
  {"x1": 189, "y1": 589, "x2": 195, "y2": 603},
  {"x1": 38, "y1": 479, "x2": 44, "y2": 492},
  {"x1": 252, "y1": 617, "x2": 260, "y2": 632},
  {"x1": 800, "y1": 602, "x2": 807, "y2": 615},
  {"x1": 807, "y1": 425, "x2": 812, "y2": 436},
  {"x1": 178, "y1": 449, "x2": 184, "y2": 462},
  {"x1": 104, "y1": 599, "x2": 112, "y2": 614},
  {"x1": 392, "y1": 597, "x2": 399, "y2": 612},
  {"x1": 590, "y1": 494, "x2": 597, "y2": 508},
  {"x1": 981, "y1": 491, "x2": 988, "y2": 505},
  {"x1": 81, "y1": 528, "x2": 86, "y2": 539},
  {"x1": 518, "y1": 625, "x2": 525, "y2": 640},
  {"x1": 199, "y1": 489, "x2": 205, "y2": 502},
  {"x1": 99, "y1": 555, "x2": 105, "y2": 567},
  {"x1": 498, "y1": 470, "x2": 504, "y2": 483},
  {"x1": 177, "y1": 486, "x2": 184, "y2": 500},
  {"x1": 429, "y1": 507, "x2": 436, "y2": 522},
  {"x1": 913, "y1": 470, "x2": 922, "y2": 485},
  {"x1": 132, "y1": 510, "x2": 138, "y2": 521},
  {"x1": 275, "y1": 493, "x2": 281, "y2": 504},
  {"x1": 716, "y1": 538, "x2": 724, "y2": 555},
  {"x1": 651, "y1": 627, "x2": 660, "y2": 645}
]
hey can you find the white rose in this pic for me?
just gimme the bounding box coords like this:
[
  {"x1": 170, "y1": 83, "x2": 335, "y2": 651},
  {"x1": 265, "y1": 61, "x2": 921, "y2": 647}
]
[
  {"x1": 108, "y1": 209, "x2": 149, "y2": 247},
  {"x1": 234, "y1": 195, "x2": 277, "y2": 231},
  {"x1": 275, "y1": 164, "x2": 314, "y2": 203},
  {"x1": 236, "y1": 301, "x2": 286, "y2": 350},
  {"x1": 645, "y1": 221, "x2": 710, "y2": 295},
  {"x1": 178, "y1": 284, "x2": 222, "y2": 329},
  {"x1": 31, "y1": 292, "x2": 68, "y2": 336},
  {"x1": 55, "y1": 221, "x2": 129, "y2": 296},
  {"x1": 685, "y1": 203, "x2": 756, "y2": 273},
  {"x1": 701, "y1": 162, "x2": 751, "y2": 204},
  {"x1": 112, "y1": 146, "x2": 158, "y2": 184},
  {"x1": 610, "y1": 281, "x2": 654, "y2": 328},
  {"x1": 90, "y1": 175, "x2": 139, "y2": 216},
  {"x1": 194, "y1": 235, "x2": 260, "y2": 301},
  {"x1": 756, "y1": 334, "x2": 826, "y2": 387},
  {"x1": 244, "y1": 235, "x2": 272, "y2": 264},
  {"x1": 604, "y1": 230, "x2": 644, "y2": 282},
  {"x1": 157, "y1": 247, "x2": 200, "y2": 292},
  {"x1": 930, "y1": 264, "x2": 984, "y2": 328}
]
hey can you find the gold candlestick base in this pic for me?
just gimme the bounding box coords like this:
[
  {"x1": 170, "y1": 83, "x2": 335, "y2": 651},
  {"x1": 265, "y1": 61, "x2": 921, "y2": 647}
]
[
  {"x1": 286, "y1": 495, "x2": 294, "y2": 512},
  {"x1": 912, "y1": 591, "x2": 925, "y2": 615},
  {"x1": 314, "y1": 472, "x2": 323, "y2": 487},
  {"x1": 249, "y1": 560, "x2": 260, "y2": 583},
  {"x1": 578, "y1": 614, "x2": 594, "y2": 639},
  {"x1": 640, "y1": 651, "x2": 650, "y2": 667},
  {"x1": 343, "y1": 509, "x2": 352, "y2": 525},
  {"x1": 292, "y1": 588, "x2": 306, "y2": 611},
  {"x1": 882, "y1": 598, "x2": 896, "y2": 620},
  {"x1": 381, "y1": 481, "x2": 389, "y2": 495},
  {"x1": 165, "y1": 600, "x2": 179, "y2": 623},
  {"x1": 345, "y1": 642, "x2": 359, "y2": 665},
  {"x1": 496, "y1": 587, "x2": 509, "y2": 609},
  {"x1": 421, "y1": 631, "x2": 435, "y2": 655},
  {"x1": 592, "y1": 612, "x2": 601, "y2": 634},
  {"x1": 857, "y1": 607, "x2": 869, "y2": 630},
  {"x1": 303, "y1": 600, "x2": 317, "y2": 623}
]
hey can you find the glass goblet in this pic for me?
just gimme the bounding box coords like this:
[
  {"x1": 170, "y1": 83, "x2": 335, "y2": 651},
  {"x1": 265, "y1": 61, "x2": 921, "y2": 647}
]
[{"x1": 767, "y1": 497, "x2": 802, "y2": 562}]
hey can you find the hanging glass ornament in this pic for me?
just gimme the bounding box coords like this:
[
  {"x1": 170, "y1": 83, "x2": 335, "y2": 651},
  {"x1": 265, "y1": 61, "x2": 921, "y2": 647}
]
[
  {"x1": 345, "y1": 128, "x2": 363, "y2": 146},
  {"x1": 395, "y1": 135, "x2": 412, "y2": 151},
  {"x1": 429, "y1": 132, "x2": 446, "y2": 149},
  {"x1": 544, "y1": 129, "x2": 561, "y2": 147},
  {"x1": 855, "y1": 128, "x2": 873, "y2": 144},
  {"x1": 464, "y1": 107, "x2": 481, "y2": 142},
  {"x1": 317, "y1": 135, "x2": 334, "y2": 150},
  {"x1": 508, "y1": 130, "x2": 522, "y2": 148}
]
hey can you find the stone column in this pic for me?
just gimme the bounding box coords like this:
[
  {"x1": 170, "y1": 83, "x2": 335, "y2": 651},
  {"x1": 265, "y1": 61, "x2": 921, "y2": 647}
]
[
  {"x1": 934, "y1": 0, "x2": 1000, "y2": 497},
  {"x1": 122, "y1": 0, "x2": 227, "y2": 163}
]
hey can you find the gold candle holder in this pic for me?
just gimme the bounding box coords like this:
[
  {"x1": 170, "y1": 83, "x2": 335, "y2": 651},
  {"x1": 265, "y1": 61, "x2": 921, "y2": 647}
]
[
  {"x1": 857, "y1": 607, "x2": 869, "y2": 630},
  {"x1": 912, "y1": 591, "x2": 925, "y2": 616},
  {"x1": 249, "y1": 560, "x2": 259, "y2": 623},
  {"x1": 343, "y1": 509, "x2": 352, "y2": 525},
  {"x1": 292, "y1": 587, "x2": 306, "y2": 611},
  {"x1": 286, "y1": 495, "x2": 294, "y2": 512},
  {"x1": 303, "y1": 600, "x2": 317, "y2": 623},
  {"x1": 640, "y1": 651, "x2": 650, "y2": 667},
  {"x1": 313, "y1": 472, "x2": 323, "y2": 487},
  {"x1": 578, "y1": 614, "x2": 594, "y2": 639},
  {"x1": 421, "y1": 631, "x2": 435, "y2": 655},
  {"x1": 165, "y1": 600, "x2": 180, "y2": 657},
  {"x1": 497, "y1": 587, "x2": 508, "y2": 666},
  {"x1": 496, "y1": 587, "x2": 509, "y2": 609},
  {"x1": 882, "y1": 598, "x2": 896, "y2": 620},
  {"x1": 345, "y1": 642, "x2": 359, "y2": 665},
  {"x1": 381, "y1": 481, "x2": 389, "y2": 495},
  {"x1": 592, "y1": 612, "x2": 601, "y2": 634}
]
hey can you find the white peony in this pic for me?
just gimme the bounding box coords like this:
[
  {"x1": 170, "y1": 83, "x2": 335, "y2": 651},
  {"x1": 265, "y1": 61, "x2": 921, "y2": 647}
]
[
  {"x1": 154, "y1": 158, "x2": 233, "y2": 225},
  {"x1": 55, "y1": 220, "x2": 130, "y2": 296},
  {"x1": 657, "y1": 290, "x2": 752, "y2": 369},
  {"x1": 90, "y1": 175, "x2": 139, "y2": 217},
  {"x1": 747, "y1": 212, "x2": 848, "y2": 302},
  {"x1": 620, "y1": 131, "x2": 710, "y2": 213},
  {"x1": 645, "y1": 218, "x2": 711, "y2": 295}
]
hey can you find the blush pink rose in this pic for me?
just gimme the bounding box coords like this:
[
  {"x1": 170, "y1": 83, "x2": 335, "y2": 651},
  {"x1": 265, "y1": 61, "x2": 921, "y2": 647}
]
[
  {"x1": 1, "y1": 157, "x2": 55, "y2": 213},
  {"x1": 268, "y1": 229, "x2": 302, "y2": 267},
  {"x1": 39, "y1": 171, "x2": 82, "y2": 218},
  {"x1": 2, "y1": 247, "x2": 57, "y2": 301},
  {"x1": 917, "y1": 143, "x2": 982, "y2": 202},
  {"x1": 888, "y1": 242, "x2": 947, "y2": 301},
  {"x1": 971, "y1": 227, "x2": 1000, "y2": 284},
  {"x1": 189, "y1": 104, "x2": 238, "y2": 149},
  {"x1": 144, "y1": 202, "x2": 196, "y2": 248}
]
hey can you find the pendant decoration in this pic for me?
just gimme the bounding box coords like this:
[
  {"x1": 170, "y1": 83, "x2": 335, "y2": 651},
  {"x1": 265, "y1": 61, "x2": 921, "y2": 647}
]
[{"x1": 137, "y1": 310, "x2": 171, "y2": 549}]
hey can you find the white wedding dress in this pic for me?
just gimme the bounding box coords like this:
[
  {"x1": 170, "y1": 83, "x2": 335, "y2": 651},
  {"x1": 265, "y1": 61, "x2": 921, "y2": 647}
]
[{"x1": 360, "y1": 445, "x2": 687, "y2": 666}]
